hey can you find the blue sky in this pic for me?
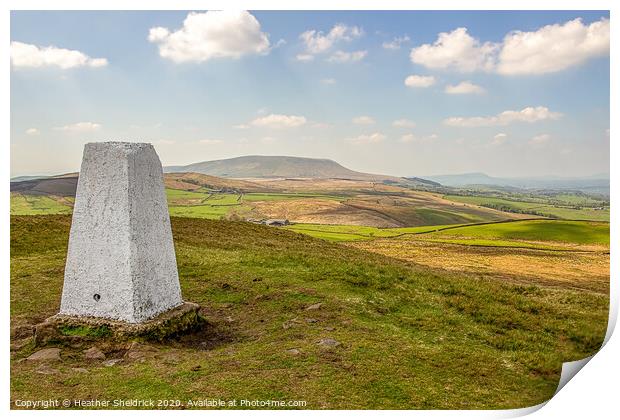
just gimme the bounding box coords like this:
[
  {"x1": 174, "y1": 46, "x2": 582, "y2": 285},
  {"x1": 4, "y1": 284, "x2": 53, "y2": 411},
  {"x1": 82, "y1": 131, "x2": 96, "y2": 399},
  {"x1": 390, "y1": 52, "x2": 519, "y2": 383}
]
[{"x1": 10, "y1": 10, "x2": 610, "y2": 178}]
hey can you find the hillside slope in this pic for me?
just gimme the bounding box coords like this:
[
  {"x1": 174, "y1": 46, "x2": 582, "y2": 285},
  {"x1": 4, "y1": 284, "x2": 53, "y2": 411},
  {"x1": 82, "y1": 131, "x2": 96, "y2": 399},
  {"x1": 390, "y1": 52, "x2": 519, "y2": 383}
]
[
  {"x1": 165, "y1": 155, "x2": 404, "y2": 182},
  {"x1": 10, "y1": 216, "x2": 607, "y2": 409}
]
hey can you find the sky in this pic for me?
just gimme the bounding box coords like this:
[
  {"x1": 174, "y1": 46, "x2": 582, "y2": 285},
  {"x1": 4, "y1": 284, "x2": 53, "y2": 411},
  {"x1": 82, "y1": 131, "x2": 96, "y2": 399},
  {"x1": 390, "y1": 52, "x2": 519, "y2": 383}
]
[{"x1": 10, "y1": 10, "x2": 610, "y2": 178}]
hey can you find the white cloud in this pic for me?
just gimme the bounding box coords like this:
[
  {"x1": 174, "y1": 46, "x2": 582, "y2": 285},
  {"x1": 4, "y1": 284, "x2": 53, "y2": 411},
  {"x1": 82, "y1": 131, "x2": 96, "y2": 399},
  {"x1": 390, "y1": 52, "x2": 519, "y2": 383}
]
[
  {"x1": 10, "y1": 41, "x2": 108, "y2": 69},
  {"x1": 399, "y1": 134, "x2": 416, "y2": 143},
  {"x1": 382, "y1": 35, "x2": 410, "y2": 50},
  {"x1": 250, "y1": 114, "x2": 307, "y2": 129},
  {"x1": 410, "y1": 28, "x2": 498, "y2": 72},
  {"x1": 295, "y1": 54, "x2": 315, "y2": 62},
  {"x1": 491, "y1": 133, "x2": 508, "y2": 145},
  {"x1": 352, "y1": 116, "x2": 375, "y2": 125},
  {"x1": 529, "y1": 133, "x2": 551, "y2": 146},
  {"x1": 327, "y1": 50, "x2": 367, "y2": 63},
  {"x1": 347, "y1": 132, "x2": 386, "y2": 145},
  {"x1": 444, "y1": 81, "x2": 485, "y2": 95},
  {"x1": 148, "y1": 11, "x2": 270, "y2": 63},
  {"x1": 409, "y1": 18, "x2": 609, "y2": 75},
  {"x1": 199, "y1": 139, "x2": 223, "y2": 145},
  {"x1": 444, "y1": 106, "x2": 562, "y2": 127},
  {"x1": 25, "y1": 128, "x2": 40, "y2": 136},
  {"x1": 392, "y1": 119, "x2": 416, "y2": 128},
  {"x1": 54, "y1": 122, "x2": 102, "y2": 132},
  {"x1": 404, "y1": 75, "x2": 436, "y2": 88},
  {"x1": 320, "y1": 78, "x2": 336, "y2": 85},
  {"x1": 299, "y1": 24, "x2": 363, "y2": 55},
  {"x1": 498, "y1": 18, "x2": 610, "y2": 75}
]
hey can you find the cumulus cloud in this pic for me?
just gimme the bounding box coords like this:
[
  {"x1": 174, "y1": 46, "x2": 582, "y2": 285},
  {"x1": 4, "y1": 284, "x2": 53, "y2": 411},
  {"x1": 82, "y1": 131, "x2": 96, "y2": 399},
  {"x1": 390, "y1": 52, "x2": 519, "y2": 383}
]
[
  {"x1": 148, "y1": 11, "x2": 270, "y2": 63},
  {"x1": 404, "y1": 75, "x2": 436, "y2": 88},
  {"x1": 54, "y1": 122, "x2": 102, "y2": 132},
  {"x1": 399, "y1": 134, "x2": 416, "y2": 143},
  {"x1": 497, "y1": 18, "x2": 610, "y2": 75},
  {"x1": 295, "y1": 54, "x2": 315, "y2": 62},
  {"x1": 392, "y1": 119, "x2": 416, "y2": 128},
  {"x1": 299, "y1": 24, "x2": 362, "y2": 55},
  {"x1": 410, "y1": 28, "x2": 498, "y2": 72},
  {"x1": 25, "y1": 128, "x2": 40, "y2": 136},
  {"x1": 250, "y1": 114, "x2": 307, "y2": 129},
  {"x1": 352, "y1": 116, "x2": 375, "y2": 125},
  {"x1": 410, "y1": 18, "x2": 609, "y2": 75},
  {"x1": 444, "y1": 106, "x2": 562, "y2": 127},
  {"x1": 529, "y1": 133, "x2": 551, "y2": 146},
  {"x1": 382, "y1": 35, "x2": 410, "y2": 50},
  {"x1": 347, "y1": 132, "x2": 386, "y2": 145},
  {"x1": 444, "y1": 81, "x2": 485, "y2": 95},
  {"x1": 297, "y1": 23, "x2": 365, "y2": 63},
  {"x1": 10, "y1": 41, "x2": 108, "y2": 69},
  {"x1": 327, "y1": 50, "x2": 367, "y2": 63},
  {"x1": 491, "y1": 133, "x2": 508, "y2": 145}
]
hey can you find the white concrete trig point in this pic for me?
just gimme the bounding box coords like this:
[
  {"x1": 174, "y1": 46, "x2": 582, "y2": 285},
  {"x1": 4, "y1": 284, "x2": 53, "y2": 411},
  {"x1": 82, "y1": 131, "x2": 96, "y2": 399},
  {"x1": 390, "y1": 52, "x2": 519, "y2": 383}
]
[{"x1": 60, "y1": 142, "x2": 184, "y2": 324}]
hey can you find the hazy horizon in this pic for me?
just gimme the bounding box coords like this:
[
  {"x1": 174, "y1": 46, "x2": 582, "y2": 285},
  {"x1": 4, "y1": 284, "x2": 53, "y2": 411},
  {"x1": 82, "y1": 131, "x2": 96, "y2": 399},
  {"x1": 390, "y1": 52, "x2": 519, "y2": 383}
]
[{"x1": 11, "y1": 11, "x2": 610, "y2": 178}]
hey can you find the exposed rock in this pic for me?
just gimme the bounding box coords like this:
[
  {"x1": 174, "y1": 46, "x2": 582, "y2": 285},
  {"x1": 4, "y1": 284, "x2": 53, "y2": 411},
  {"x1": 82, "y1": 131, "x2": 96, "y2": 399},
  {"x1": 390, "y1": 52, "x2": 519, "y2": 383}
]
[
  {"x1": 324, "y1": 326, "x2": 336, "y2": 331},
  {"x1": 102, "y1": 358, "x2": 122, "y2": 367},
  {"x1": 72, "y1": 367, "x2": 89, "y2": 373},
  {"x1": 317, "y1": 338, "x2": 341, "y2": 348},
  {"x1": 305, "y1": 303, "x2": 323, "y2": 311},
  {"x1": 36, "y1": 365, "x2": 60, "y2": 375},
  {"x1": 11, "y1": 324, "x2": 34, "y2": 339},
  {"x1": 286, "y1": 348, "x2": 301, "y2": 355},
  {"x1": 305, "y1": 318, "x2": 318, "y2": 323},
  {"x1": 26, "y1": 348, "x2": 61, "y2": 362},
  {"x1": 83, "y1": 346, "x2": 105, "y2": 360},
  {"x1": 125, "y1": 342, "x2": 157, "y2": 361}
]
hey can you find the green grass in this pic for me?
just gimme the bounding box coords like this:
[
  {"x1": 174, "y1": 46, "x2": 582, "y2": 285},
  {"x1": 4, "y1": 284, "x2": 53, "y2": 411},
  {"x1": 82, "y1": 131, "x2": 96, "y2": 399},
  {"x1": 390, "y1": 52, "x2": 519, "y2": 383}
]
[
  {"x1": 10, "y1": 193, "x2": 73, "y2": 215},
  {"x1": 285, "y1": 223, "x2": 471, "y2": 242},
  {"x1": 445, "y1": 195, "x2": 610, "y2": 221},
  {"x1": 428, "y1": 220, "x2": 609, "y2": 246},
  {"x1": 10, "y1": 215, "x2": 608, "y2": 409}
]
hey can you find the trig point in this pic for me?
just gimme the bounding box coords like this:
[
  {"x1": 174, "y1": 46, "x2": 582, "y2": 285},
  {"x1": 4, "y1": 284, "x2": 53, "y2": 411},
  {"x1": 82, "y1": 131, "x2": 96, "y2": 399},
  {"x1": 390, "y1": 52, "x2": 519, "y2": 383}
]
[{"x1": 56, "y1": 142, "x2": 192, "y2": 326}]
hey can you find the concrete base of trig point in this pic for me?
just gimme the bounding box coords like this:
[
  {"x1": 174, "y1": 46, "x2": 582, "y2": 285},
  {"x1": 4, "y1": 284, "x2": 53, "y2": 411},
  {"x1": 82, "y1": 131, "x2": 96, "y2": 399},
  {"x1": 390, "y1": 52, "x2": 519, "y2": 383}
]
[
  {"x1": 41, "y1": 141, "x2": 201, "y2": 343},
  {"x1": 34, "y1": 302, "x2": 201, "y2": 346}
]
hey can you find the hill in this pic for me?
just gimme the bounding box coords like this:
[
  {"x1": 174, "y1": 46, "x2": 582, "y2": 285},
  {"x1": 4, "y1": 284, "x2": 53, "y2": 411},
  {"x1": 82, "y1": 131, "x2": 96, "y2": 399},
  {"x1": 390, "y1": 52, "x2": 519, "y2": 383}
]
[
  {"x1": 165, "y1": 155, "x2": 408, "y2": 182},
  {"x1": 10, "y1": 215, "x2": 607, "y2": 409},
  {"x1": 423, "y1": 172, "x2": 610, "y2": 194}
]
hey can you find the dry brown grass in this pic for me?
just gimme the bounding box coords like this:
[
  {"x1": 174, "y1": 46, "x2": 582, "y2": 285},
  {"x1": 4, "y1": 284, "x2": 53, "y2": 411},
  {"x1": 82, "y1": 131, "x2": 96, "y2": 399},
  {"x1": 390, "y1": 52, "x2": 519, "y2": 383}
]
[
  {"x1": 348, "y1": 239, "x2": 609, "y2": 294},
  {"x1": 250, "y1": 198, "x2": 400, "y2": 227}
]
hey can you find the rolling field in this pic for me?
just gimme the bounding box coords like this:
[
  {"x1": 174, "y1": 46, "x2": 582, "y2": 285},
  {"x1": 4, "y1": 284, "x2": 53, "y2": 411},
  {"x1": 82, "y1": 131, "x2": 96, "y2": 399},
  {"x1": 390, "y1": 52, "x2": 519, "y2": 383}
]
[
  {"x1": 444, "y1": 194, "x2": 610, "y2": 221},
  {"x1": 10, "y1": 193, "x2": 73, "y2": 215},
  {"x1": 10, "y1": 216, "x2": 608, "y2": 409}
]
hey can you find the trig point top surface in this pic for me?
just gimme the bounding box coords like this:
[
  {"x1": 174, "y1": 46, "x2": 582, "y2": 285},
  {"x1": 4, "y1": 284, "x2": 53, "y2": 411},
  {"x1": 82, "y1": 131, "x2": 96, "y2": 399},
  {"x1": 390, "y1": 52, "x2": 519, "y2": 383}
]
[{"x1": 60, "y1": 141, "x2": 183, "y2": 323}]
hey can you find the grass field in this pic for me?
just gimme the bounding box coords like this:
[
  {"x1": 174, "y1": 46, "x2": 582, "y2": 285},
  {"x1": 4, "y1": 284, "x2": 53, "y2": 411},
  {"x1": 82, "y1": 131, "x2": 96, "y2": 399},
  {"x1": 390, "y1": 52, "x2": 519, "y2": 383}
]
[
  {"x1": 10, "y1": 193, "x2": 73, "y2": 215},
  {"x1": 10, "y1": 216, "x2": 608, "y2": 409},
  {"x1": 444, "y1": 195, "x2": 610, "y2": 221}
]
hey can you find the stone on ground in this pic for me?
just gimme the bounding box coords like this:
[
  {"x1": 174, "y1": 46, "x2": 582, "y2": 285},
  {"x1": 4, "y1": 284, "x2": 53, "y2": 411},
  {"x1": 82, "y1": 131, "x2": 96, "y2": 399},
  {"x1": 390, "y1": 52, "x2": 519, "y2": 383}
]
[{"x1": 26, "y1": 348, "x2": 61, "y2": 362}]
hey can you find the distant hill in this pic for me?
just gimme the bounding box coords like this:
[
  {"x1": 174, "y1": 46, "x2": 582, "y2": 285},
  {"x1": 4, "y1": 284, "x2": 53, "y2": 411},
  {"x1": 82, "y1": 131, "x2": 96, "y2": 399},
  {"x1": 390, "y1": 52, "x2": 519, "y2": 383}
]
[
  {"x1": 165, "y1": 155, "x2": 402, "y2": 182},
  {"x1": 423, "y1": 172, "x2": 609, "y2": 194},
  {"x1": 10, "y1": 172, "x2": 275, "y2": 197}
]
